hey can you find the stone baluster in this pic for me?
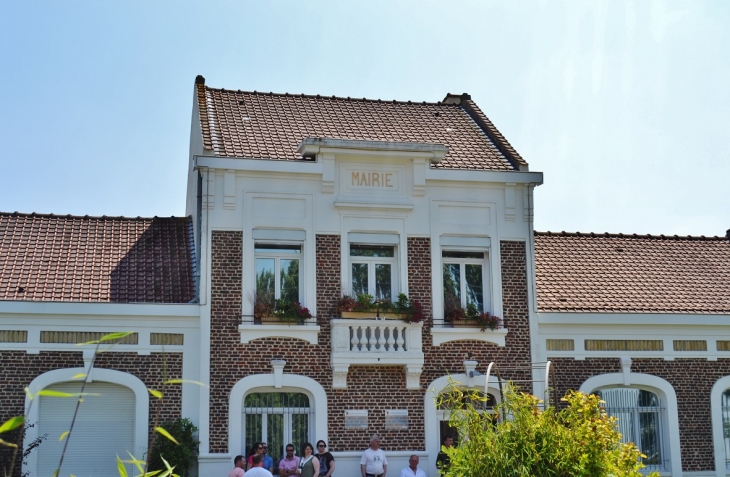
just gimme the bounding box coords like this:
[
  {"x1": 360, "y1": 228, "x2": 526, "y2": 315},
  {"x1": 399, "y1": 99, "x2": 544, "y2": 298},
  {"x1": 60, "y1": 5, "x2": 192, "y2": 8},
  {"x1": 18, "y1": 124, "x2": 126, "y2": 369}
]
[
  {"x1": 351, "y1": 326, "x2": 360, "y2": 351},
  {"x1": 386, "y1": 325, "x2": 395, "y2": 351},
  {"x1": 396, "y1": 327, "x2": 405, "y2": 351},
  {"x1": 377, "y1": 325, "x2": 386, "y2": 351},
  {"x1": 367, "y1": 325, "x2": 376, "y2": 351}
]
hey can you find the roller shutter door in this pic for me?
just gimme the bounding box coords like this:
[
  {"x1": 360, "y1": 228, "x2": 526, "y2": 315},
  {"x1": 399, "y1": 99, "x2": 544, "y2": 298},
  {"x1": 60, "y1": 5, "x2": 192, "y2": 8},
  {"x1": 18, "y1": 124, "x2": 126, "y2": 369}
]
[{"x1": 37, "y1": 381, "x2": 135, "y2": 477}]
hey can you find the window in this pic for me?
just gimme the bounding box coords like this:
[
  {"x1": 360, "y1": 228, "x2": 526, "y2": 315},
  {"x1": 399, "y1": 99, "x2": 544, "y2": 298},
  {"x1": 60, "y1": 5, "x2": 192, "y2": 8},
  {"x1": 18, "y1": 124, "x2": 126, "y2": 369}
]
[
  {"x1": 255, "y1": 244, "x2": 301, "y2": 303},
  {"x1": 243, "y1": 392, "x2": 311, "y2": 461},
  {"x1": 722, "y1": 389, "x2": 730, "y2": 469},
  {"x1": 437, "y1": 390, "x2": 497, "y2": 445},
  {"x1": 595, "y1": 388, "x2": 666, "y2": 471},
  {"x1": 349, "y1": 244, "x2": 396, "y2": 301},
  {"x1": 442, "y1": 251, "x2": 488, "y2": 314}
]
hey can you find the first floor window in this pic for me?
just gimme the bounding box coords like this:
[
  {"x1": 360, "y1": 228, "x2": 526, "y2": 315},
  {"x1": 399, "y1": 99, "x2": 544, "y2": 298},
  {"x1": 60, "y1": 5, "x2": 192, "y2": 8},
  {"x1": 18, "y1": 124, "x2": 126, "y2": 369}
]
[
  {"x1": 255, "y1": 244, "x2": 301, "y2": 303},
  {"x1": 350, "y1": 244, "x2": 396, "y2": 301},
  {"x1": 595, "y1": 388, "x2": 666, "y2": 471},
  {"x1": 442, "y1": 251, "x2": 487, "y2": 315},
  {"x1": 438, "y1": 390, "x2": 497, "y2": 445},
  {"x1": 243, "y1": 392, "x2": 311, "y2": 462}
]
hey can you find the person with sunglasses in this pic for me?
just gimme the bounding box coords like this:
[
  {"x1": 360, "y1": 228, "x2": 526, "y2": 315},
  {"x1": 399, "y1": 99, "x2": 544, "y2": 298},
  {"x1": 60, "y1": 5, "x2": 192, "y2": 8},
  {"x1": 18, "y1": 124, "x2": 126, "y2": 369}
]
[
  {"x1": 248, "y1": 442, "x2": 266, "y2": 470},
  {"x1": 261, "y1": 442, "x2": 274, "y2": 473},
  {"x1": 314, "y1": 440, "x2": 335, "y2": 477}
]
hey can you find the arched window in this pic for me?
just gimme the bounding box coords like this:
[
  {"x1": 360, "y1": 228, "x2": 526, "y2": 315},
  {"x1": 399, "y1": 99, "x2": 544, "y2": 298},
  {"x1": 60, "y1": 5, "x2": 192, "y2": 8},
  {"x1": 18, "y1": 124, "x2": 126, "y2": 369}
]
[
  {"x1": 243, "y1": 392, "x2": 311, "y2": 461},
  {"x1": 594, "y1": 388, "x2": 666, "y2": 471}
]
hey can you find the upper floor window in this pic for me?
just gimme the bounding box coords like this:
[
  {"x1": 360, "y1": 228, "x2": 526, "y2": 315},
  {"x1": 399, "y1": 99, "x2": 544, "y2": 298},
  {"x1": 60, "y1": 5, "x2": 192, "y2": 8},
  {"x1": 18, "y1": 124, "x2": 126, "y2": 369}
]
[
  {"x1": 350, "y1": 244, "x2": 396, "y2": 301},
  {"x1": 255, "y1": 244, "x2": 301, "y2": 303},
  {"x1": 443, "y1": 251, "x2": 488, "y2": 315}
]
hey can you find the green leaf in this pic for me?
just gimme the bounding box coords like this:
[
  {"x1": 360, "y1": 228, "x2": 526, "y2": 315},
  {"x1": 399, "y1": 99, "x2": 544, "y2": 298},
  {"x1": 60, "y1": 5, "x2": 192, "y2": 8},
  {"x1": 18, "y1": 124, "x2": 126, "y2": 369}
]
[
  {"x1": 162, "y1": 379, "x2": 208, "y2": 388},
  {"x1": 0, "y1": 437, "x2": 19, "y2": 448},
  {"x1": 71, "y1": 373, "x2": 87, "y2": 379},
  {"x1": 58, "y1": 431, "x2": 70, "y2": 442},
  {"x1": 155, "y1": 427, "x2": 179, "y2": 444},
  {"x1": 100, "y1": 331, "x2": 134, "y2": 342},
  {"x1": 148, "y1": 389, "x2": 163, "y2": 399},
  {"x1": 123, "y1": 450, "x2": 146, "y2": 474},
  {"x1": 0, "y1": 416, "x2": 24, "y2": 433},
  {"x1": 24, "y1": 387, "x2": 34, "y2": 401},
  {"x1": 36, "y1": 390, "x2": 100, "y2": 398},
  {"x1": 116, "y1": 455, "x2": 128, "y2": 477},
  {"x1": 142, "y1": 470, "x2": 162, "y2": 477}
]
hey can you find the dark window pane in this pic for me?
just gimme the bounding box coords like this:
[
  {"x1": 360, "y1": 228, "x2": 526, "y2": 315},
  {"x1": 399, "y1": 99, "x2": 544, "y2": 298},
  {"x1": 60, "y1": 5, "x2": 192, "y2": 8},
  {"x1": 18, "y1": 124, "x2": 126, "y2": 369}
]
[
  {"x1": 443, "y1": 264, "x2": 461, "y2": 302},
  {"x1": 255, "y1": 244, "x2": 301, "y2": 254},
  {"x1": 442, "y1": 251, "x2": 484, "y2": 259},
  {"x1": 350, "y1": 244, "x2": 394, "y2": 257},
  {"x1": 280, "y1": 259, "x2": 299, "y2": 302},
  {"x1": 352, "y1": 263, "x2": 368, "y2": 296},
  {"x1": 375, "y1": 264, "x2": 392, "y2": 301},
  {"x1": 465, "y1": 264, "x2": 484, "y2": 312}
]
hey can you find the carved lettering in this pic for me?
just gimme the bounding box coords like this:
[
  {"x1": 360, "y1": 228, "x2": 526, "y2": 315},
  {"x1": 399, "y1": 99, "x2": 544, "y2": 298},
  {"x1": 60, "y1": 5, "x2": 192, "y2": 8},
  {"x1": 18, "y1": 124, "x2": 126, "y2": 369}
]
[{"x1": 350, "y1": 171, "x2": 395, "y2": 188}]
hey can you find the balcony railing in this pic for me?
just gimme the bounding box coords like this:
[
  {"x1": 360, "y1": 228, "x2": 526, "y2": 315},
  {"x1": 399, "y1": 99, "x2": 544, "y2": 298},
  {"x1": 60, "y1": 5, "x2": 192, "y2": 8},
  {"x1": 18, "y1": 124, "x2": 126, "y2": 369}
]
[
  {"x1": 240, "y1": 315, "x2": 319, "y2": 326},
  {"x1": 238, "y1": 315, "x2": 320, "y2": 345}
]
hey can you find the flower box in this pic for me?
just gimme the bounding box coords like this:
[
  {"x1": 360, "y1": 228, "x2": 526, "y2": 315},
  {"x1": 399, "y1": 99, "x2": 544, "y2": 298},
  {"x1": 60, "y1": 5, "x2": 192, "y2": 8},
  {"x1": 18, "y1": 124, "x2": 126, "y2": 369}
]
[{"x1": 340, "y1": 311, "x2": 409, "y2": 320}]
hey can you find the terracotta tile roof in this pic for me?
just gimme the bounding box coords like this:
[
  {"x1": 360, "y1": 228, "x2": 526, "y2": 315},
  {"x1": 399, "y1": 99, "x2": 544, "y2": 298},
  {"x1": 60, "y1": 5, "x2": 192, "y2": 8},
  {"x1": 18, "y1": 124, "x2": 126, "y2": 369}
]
[
  {"x1": 0, "y1": 212, "x2": 197, "y2": 303},
  {"x1": 194, "y1": 76, "x2": 527, "y2": 171},
  {"x1": 534, "y1": 231, "x2": 730, "y2": 314}
]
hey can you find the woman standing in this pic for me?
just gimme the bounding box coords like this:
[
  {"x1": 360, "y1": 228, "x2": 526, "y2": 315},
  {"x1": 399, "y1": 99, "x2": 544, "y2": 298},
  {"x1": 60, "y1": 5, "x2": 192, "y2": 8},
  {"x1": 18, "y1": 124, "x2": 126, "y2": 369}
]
[
  {"x1": 247, "y1": 442, "x2": 265, "y2": 470},
  {"x1": 314, "y1": 440, "x2": 335, "y2": 477},
  {"x1": 296, "y1": 442, "x2": 320, "y2": 477}
]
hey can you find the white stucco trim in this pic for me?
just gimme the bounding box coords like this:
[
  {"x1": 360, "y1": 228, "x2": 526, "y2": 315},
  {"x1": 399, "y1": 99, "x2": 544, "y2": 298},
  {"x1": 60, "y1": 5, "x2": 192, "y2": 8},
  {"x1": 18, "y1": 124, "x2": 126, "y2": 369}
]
[
  {"x1": 431, "y1": 328, "x2": 508, "y2": 346},
  {"x1": 23, "y1": 367, "x2": 150, "y2": 476},
  {"x1": 238, "y1": 324, "x2": 320, "y2": 344},
  {"x1": 424, "y1": 373, "x2": 503, "y2": 476},
  {"x1": 579, "y1": 373, "x2": 682, "y2": 476},
  {"x1": 711, "y1": 375, "x2": 730, "y2": 477},
  {"x1": 228, "y1": 374, "x2": 328, "y2": 457}
]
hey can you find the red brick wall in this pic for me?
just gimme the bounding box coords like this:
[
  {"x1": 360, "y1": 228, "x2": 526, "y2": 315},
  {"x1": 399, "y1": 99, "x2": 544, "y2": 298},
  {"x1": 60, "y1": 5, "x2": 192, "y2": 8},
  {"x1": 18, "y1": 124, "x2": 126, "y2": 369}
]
[
  {"x1": 0, "y1": 351, "x2": 182, "y2": 475},
  {"x1": 208, "y1": 234, "x2": 534, "y2": 453},
  {"x1": 550, "y1": 356, "x2": 730, "y2": 472}
]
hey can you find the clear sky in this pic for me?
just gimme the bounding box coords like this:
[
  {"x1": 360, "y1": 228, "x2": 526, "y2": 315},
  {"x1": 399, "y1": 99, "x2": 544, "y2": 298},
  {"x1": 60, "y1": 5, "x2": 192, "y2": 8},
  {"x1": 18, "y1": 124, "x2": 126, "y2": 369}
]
[{"x1": 1, "y1": 1, "x2": 728, "y2": 236}]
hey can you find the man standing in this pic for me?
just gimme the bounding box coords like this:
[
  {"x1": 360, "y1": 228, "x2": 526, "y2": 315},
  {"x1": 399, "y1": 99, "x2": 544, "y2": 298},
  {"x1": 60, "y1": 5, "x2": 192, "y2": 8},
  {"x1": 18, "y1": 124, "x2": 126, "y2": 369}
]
[
  {"x1": 360, "y1": 434, "x2": 387, "y2": 477},
  {"x1": 247, "y1": 454, "x2": 274, "y2": 477},
  {"x1": 279, "y1": 443, "x2": 300, "y2": 477},
  {"x1": 436, "y1": 435, "x2": 453, "y2": 474},
  {"x1": 399, "y1": 455, "x2": 426, "y2": 477},
  {"x1": 262, "y1": 442, "x2": 275, "y2": 473},
  {"x1": 229, "y1": 455, "x2": 246, "y2": 477}
]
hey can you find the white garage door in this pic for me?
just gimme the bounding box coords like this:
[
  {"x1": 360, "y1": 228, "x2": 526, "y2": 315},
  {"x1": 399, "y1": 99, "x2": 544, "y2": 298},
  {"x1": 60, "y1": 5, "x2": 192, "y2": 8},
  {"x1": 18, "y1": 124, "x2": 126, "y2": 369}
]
[{"x1": 37, "y1": 381, "x2": 136, "y2": 477}]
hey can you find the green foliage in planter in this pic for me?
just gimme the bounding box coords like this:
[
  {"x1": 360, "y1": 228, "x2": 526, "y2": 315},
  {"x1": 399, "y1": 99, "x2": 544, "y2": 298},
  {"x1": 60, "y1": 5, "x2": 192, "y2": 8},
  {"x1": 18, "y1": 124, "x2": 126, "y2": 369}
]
[
  {"x1": 148, "y1": 417, "x2": 199, "y2": 477},
  {"x1": 438, "y1": 382, "x2": 660, "y2": 477}
]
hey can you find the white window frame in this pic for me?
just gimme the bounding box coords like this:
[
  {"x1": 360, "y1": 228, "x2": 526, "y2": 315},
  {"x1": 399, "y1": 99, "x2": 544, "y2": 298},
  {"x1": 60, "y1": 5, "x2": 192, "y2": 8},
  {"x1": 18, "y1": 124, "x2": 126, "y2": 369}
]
[
  {"x1": 254, "y1": 242, "x2": 303, "y2": 303},
  {"x1": 348, "y1": 243, "x2": 399, "y2": 301},
  {"x1": 442, "y1": 249, "x2": 491, "y2": 314}
]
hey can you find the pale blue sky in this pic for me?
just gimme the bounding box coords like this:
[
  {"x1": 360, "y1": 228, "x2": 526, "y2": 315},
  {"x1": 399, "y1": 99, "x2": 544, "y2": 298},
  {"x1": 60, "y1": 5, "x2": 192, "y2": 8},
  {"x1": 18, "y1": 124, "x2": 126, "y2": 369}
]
[{"x1": 1, "y1": 1, "x2": 728, "y2": 236}]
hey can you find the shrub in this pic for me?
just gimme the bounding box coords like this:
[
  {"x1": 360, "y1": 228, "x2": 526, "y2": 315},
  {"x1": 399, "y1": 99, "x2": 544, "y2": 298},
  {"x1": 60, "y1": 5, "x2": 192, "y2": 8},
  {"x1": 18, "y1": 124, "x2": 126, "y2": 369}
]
[{"x1": 148, "y1": 417, "x2": 199, "y2": 477}]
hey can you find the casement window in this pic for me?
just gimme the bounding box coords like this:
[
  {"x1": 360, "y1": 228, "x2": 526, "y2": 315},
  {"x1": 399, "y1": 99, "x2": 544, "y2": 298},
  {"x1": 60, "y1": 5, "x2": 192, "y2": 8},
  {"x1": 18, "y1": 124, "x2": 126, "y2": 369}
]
[
  {"x1": 442, "y1": 250, "x2": 489, "y2": 313},
  {"x1": 349, "y1": 244, "x2": 397, "y2": 301},
  {"x1": 595, "y1": 388, "x2": 667, "y2": 471},
  {"x1": 255, "y1": 244, "x2": 301, "y2": 303},
  {"x1": 243, "y1": 392, "x2": 311, "y2": 461}
]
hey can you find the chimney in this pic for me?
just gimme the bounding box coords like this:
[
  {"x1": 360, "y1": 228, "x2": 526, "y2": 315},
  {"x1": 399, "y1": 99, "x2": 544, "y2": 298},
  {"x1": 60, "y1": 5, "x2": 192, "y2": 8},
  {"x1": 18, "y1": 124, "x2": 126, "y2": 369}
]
[
  {"x1": 195, "y1": 75, "x2": 205, "y2": 85},
  {"x1": 442, "y1": 92, "x2": 471, "y2": 104}
]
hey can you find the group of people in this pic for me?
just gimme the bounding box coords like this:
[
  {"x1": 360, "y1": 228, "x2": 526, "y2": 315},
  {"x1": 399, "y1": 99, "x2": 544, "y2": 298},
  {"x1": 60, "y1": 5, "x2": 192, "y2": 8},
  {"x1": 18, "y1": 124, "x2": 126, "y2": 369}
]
[
  {"x1": 229, "y1": 440, "x2": 334, "y2": 477},
  {"x1": 229, "y1": 433, "x2": 443, "y2": 477}
]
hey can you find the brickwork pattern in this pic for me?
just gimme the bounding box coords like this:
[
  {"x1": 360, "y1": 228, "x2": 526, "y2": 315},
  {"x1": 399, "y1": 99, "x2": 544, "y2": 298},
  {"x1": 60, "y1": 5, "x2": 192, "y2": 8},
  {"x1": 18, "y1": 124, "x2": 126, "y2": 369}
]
[
  {"x1": 550, "y1": 357, "x2": 730, "y2": 472},
  {"x1": 0, "y1": 351, "x2": 182, "y2": 475},
  {"x1": 208, "y1": 234, "x2": 534, "y2": 454}
]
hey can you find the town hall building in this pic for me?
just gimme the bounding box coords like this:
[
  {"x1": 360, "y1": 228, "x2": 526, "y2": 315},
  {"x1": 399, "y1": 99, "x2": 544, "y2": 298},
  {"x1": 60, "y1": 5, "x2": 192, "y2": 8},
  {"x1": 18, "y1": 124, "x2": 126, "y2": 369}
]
[{"x1": 1, "y1": 75, "x2": 729, "y2": 477}]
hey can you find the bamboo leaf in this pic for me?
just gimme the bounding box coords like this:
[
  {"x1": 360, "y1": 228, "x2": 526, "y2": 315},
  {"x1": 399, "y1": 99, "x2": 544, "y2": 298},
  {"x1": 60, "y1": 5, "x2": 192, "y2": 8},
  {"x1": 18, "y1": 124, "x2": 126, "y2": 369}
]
[
  {"x1": 116, "y1": 455, "x2": 128, "y2": 477},
  {"x1": 162, "y1": 379, "x2": 208, "y2": 388},
  {"x1": 36, "y1": 390, "x2": 100, "y2": 398},
  {"x1": 0, "y1": 416, "x2": 24, "y2": 433},
  {"x1": 148, "y1": 389, "x2": 163, "y2": 399},
  {"x1": 71, "y1": 373, "x2": 87, "y2": 379},
  {"x1": 124, "y1": 450, "x2": 146, "y2": 474},
  {"x1": 58, "y1": 431, "x2": 70, "y2": 442},
  {"x1": 142, "y1": 470, "x2": 162, "y2": 477},
  {"x1": 155, "y1": 427, "x2": 179, "y2": 445},
  {"x1": 100, "y1": 331, "x2": 134, "y2": 342},
  {"x1": 24, "y1": 387, "x2": 34, "y2": 401}
]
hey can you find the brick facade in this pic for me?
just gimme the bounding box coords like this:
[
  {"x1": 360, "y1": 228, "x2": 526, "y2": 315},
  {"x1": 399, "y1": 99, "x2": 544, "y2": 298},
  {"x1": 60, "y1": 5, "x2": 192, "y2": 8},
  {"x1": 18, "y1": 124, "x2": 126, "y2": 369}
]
[
  {"x1": 551, "y1": 356, "x2": 730, "y2": 472},
  {"x1": 0, "y1": 351, "x2": 183, "y2": 475},
  {"x1": 208, "y1": 233, "x2": 533, "y2": 453}
]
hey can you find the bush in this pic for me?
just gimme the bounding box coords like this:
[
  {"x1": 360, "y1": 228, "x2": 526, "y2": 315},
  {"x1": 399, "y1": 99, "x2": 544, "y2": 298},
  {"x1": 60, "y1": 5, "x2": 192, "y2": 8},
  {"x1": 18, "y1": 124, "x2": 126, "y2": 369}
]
[
  {"x1": 439, "y1": 382, "x2": 660, "y2": 477},
  {"x1": 148, "y1": 417, "x2": 199, "y2": 477}
]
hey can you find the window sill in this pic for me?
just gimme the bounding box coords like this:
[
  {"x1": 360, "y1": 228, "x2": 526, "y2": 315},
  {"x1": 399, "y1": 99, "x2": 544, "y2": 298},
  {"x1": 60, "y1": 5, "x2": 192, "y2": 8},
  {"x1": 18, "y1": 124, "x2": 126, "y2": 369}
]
[
  {"x1": 431, "y1": 327, "x2": 508, "y2": 347},
  {"x1": 238, "y1": 323, "x2": 320, "y2": 344}
]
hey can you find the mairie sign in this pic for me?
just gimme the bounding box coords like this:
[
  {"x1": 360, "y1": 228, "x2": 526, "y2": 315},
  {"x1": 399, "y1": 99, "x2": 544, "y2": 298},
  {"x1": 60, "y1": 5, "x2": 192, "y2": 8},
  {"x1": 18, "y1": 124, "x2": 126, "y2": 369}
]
[{"x1": 351, "y1": 171, "x2": 394, "y2": 188}]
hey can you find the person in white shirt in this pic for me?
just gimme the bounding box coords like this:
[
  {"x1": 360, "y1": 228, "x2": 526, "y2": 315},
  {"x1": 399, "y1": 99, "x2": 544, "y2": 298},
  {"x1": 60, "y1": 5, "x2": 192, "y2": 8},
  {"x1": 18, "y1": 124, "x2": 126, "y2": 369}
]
[
  {"x1": 360, "y1": 434, "x2": 387, "y2": 477},
  {"x1": 399, "y1": 455, "x2": 426, "y2": 477},
  {"x1": 247, "y1": 453, "x2": 274, "y2": 477}
]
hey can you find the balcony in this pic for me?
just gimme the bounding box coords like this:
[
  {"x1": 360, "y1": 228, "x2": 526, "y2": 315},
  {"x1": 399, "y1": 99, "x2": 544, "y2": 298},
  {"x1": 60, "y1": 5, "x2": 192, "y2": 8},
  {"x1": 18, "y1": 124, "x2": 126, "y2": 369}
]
[
  {"x1": 330, "y1": 318, "x2": 424, "y2": 389},
  {"x1": 238, "y1": 315, "x2": 320, "y2": 345},
  {"x1": 430, "y1": 317, "x2": 508, "y2": 347}
]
